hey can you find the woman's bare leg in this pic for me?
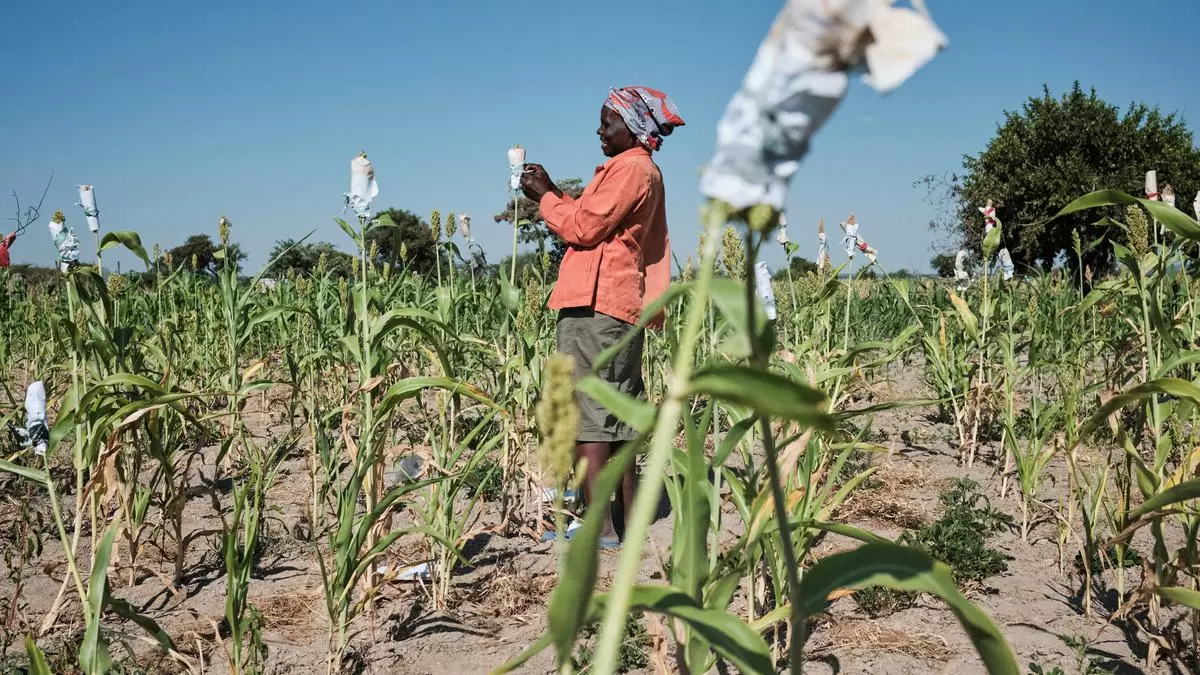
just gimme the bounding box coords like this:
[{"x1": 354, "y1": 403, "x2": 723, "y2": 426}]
[
  {"x1": 613, "y1": 442, "x2": 636, "y2": 539},
  {"x1": 576, "y1": 441, "x2": 618, "y2": 539}
]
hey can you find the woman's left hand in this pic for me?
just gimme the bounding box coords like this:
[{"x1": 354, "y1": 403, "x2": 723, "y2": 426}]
[{"x1": 520, "y1": 163, "x2": 559, "y2": 201}]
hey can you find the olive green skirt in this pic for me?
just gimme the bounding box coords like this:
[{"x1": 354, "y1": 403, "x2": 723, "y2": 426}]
[{"x1": 556, "y1": 308, "x2": 645, "y2": 443}]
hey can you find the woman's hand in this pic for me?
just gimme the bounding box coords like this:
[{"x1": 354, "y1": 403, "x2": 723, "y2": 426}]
[{"x1": 520, "y1": 163, "x2": 562, "y2": 201}]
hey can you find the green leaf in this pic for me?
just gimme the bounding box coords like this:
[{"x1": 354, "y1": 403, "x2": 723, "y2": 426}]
[
  {"x1": 0, "y1": 459, "x2": 49, "y2": 486},
  {"x1": 498, "y1": 266, "x2": 519, "y2": 312},
  {"x1": 374, "y1": 376, "x2": 502, "y2": 422},
  {"x1": 709, "y1": 277, "x2": 770, "y2": 358},
  {"x1": 618, "y1": 585, "x2": 772, "y2": 675},
  {"x1": 80, "y1": 520, "x2": 120, "y2": 675},
  {"x1": 688, "y1": 364, "x2": 833, "y2": 430},
  {"x1": 947, "y1": 291, "x2": 980, "y2": 341},
  {"x1": 1152, "y1": 585, "x2": 1200, "y2": 611},
  {"x1": 98, "y1": 231, "x2": 150, "y2": 267},
  {"x1": 797, "y1": 543, "x2": 1019, "y2": 675},
  {"x1": 25, "y1": 637, "x2": 52, "y2": 675},
  {"x1": 1077, "y1": 378, "x2": 1200, "y2": 444},
  {"x1": 104, "y1": 592, "x2": 177, "y2": 652},
  {"x1": 576, "y1": 375, "x2": 655, "y2": 433},
  {"x1": 982, "y1": 224, "x2": 1002, "y2": 258},
  {"x1": 1127, "y1": 479, "x2": 1200, "y2": 522},
  {"x1": 1051, "y1": 190, "x2": 1200, "y2": 243},
  {"x1": 546, "y1": 438, "x2": 640, "y2": 668},
  {"x1": 334, "y1": 217, "x2": 363, "y2": 247}
]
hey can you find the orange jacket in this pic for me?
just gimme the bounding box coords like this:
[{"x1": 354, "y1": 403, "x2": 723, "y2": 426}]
[
  {"x1": 540, "y1": 147, "x2": 671, "y2": 327},
  {"x1": 0, "y1": 233, "x2": 15, "y2": 268}
]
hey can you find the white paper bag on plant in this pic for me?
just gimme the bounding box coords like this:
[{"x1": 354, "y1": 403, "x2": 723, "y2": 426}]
[
  {"x1": 998, "y1": 248, "x2": 1014, "y2": 281},
  {"x1": 700, "y1": 0, "x2": 945, "y2": 209},
  {"x1": 954, "y1": 249, "x2": 970, "y2": 290},
  {"x1": 508, "y1": 146, "x2": 526, "y2": 191},
  {"x1": 1145, "y1": 171, "x2": 1159, "y2": 200},
  {"x1": 754, "y1": 261, "x2": 777, "y2": 321},
  {"x1": 841, "y1": 217, "x2": 860, "y2": 258},
  {"x1": 347, "y1": 152, "x2": 378, "y2": 218},
  {"x1": 48, "y1": 211, "x2": 80, "y2": 272},
  {"x1": 24, "y1": 381, "x2": 49, "y2": 456},
  {"x1": 77, "y1": 185, "x2": 100, "y2": 233}
]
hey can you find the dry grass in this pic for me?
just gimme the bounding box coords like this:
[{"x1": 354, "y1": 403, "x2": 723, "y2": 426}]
[
  {"x1": 472, "y1": 562, "x2": 556, "y2": 618},
  {"x1": 249, "y1": 586, "x2": 324, "y2": 645},
  {"x1": 809, "y1": 616, "x2": 955, "y2": 663},
  {"x1": 837, "y1": 461, "x2": 930, "y2": 529}
]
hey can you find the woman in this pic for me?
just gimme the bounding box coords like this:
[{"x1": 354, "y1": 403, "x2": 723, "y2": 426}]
[
  {"x1": 0, "y1": 231, "x2": 16, "y2": 269},
  {"x1": 521, "y1": 86, "x2": 684, "y2": 548}
]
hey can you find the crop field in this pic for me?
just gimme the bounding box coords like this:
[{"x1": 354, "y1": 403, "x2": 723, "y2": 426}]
[{"x1": 3, "y1": 192, "x2": 1200, "y2": 675}]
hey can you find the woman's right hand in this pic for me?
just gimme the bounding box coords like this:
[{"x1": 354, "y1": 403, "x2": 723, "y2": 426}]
[{"x1": 520, "y1": 164, "x2": 559, "y2": 201}]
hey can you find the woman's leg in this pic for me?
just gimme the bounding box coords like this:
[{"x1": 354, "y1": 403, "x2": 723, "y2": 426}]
[
  {"x1": 576, "y1": 441, "x2": 618, "y2": 539},
  {"x1": 612, "y1": 441, "x2": 637, "y2": 539}
]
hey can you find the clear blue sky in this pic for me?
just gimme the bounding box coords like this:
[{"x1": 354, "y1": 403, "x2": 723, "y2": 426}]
[{"x1": 3, "y1": 0, "x2": 1198, "y2": 274}]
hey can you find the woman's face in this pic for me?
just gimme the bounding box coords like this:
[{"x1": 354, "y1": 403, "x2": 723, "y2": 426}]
[{"x1": 598, "y1": 105, "x2": 637, "y2": 158}]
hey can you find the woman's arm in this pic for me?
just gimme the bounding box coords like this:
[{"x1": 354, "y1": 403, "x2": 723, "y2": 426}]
[{"x1": 538, "y1": 162, "x2": 647, "y2": 248}]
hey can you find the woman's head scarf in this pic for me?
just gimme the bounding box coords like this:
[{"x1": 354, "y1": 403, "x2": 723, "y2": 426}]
[{"x1": 605, "y1": 86, "x2": 685, "y2": 152}]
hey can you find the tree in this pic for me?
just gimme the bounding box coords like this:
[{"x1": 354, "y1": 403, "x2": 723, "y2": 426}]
[
  {"x1": 926, "y1": 83, "x2": 1200, "y2": 274},
  {"x1": 367, "y1": 208, "x2": 437, "y2": 275},
  {"x1": 930, "y1": 252, "x2": 957, "y2": 278},
  {"x1": 267, "y1": 239, "x2": 354, "y2": 279},
  {"x1": 772, "y1": 256, "x2": 818, "y2": 281},
  {"x1": 493, "y1": 178, "x2": 585, "y2": 269},
  {"x1": 164, "y1": 234, "x2": 246, "y2": 275}
]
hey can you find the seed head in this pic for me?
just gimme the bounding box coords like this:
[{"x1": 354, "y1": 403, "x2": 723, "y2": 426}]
[
  {"x1": 191, "y1": 253, "x2": 200, "y2": 271},
  {"x1": 164, "y1": 251, "x2": 174, "y2": 268},
  {"x1": 721, "y1": 226, "x2": 745, "y2": 280},
  {"x1": 52, "y1": 210, "x2": 65, "y2": 224},
  {"x1": 1084, "y1": 264, "x2": 1093, "y2": 284},
  {"x1": 368, "y1": 240, "x2": 379, "y2": 270},
  {"x1": 337, "y1": 277, "x2": 348, "y2": 309},
  {"x1": 1125, "y1": 204, "x2": 1150, "y2": 257},
  {"x1": 445, "y1": 212, "x2": 457, "y2": 237},
  {"x1": 106, "y1": 273, "x2": 125, "y2": 296},
  {"x1": 536, "y1": 353, "x2": 579, "y2": 487},
  {"x1": 431, "y1": 210, "x2": 442, "y2": 241},
  {"x1": 400, "y1": 241, "x2": 409, "y2": 262},
  {"x1": 218, "y1": 215, "x2": 231, "y2": 247},
  {"x1": 152, "y1": 244, "x2": 162, "y2": 261},
  {"x1": 316, "y1": 251, "x2": 329, "y2": 278},
  {"x1": 938, "y1": 316, "x2": 947, "y2": 353},
  {"x1": 682, "y1": 256, "x2": 695, "y2": 282}
]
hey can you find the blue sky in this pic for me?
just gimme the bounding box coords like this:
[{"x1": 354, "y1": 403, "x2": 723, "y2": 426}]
[{"x1": 2, "y1": 0, "x2": 1198, "y2": 274}]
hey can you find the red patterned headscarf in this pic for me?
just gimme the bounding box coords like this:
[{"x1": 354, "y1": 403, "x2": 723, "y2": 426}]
[{"x1": 605, "y1": 86, "x2": 685, "y2": 152}]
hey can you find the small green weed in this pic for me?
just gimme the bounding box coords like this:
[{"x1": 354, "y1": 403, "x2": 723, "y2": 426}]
[
  {"x1": 899, "y1": 478, "x2": 1012, "y2": 584},
  {"x1": 573, "y1": 616, "x2": 649, "y2": 673},
  {"x1": 461, "y1": 457, "x2": 503, "y2": 502},
  {"x1": 856, "y1": 478, "x2": 1012, "y2": 615},
  {"x1": 852, "y1": 585, "x2": 916, "y2": 617}
]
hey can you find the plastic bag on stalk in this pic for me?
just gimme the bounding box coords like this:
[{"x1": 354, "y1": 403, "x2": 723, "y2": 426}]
[
  {"x1": 9, "y1": 381, "x2": 49, "y2": 456},
  {"x1": 700, "y1": 0, "x2": 946, "y2": 211}
]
